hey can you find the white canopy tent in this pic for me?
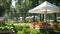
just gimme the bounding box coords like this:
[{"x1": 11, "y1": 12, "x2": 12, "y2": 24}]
[{"x1": 29, "y1": 1, "x2": 60, "y2": 22}]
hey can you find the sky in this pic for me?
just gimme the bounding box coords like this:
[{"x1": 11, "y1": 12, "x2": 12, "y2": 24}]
[{"x1": 11, "y1": 0, "x2": 18, "y2": 8}]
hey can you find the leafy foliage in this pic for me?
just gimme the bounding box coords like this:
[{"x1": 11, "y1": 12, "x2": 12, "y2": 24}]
[
  {"x1": 0, "y1": 20, "x2": 14, "y2": 31},
  {"x1": 0, "y1": 0, "x2": 12, "y2": 17}
]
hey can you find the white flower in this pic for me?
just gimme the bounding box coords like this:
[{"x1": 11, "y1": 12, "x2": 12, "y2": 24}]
[
  {"x1": 35, "y1": 25, "x2": 40, "y2": 29},
  {"x1": 30, "y1": 25, "x2": 34, "y2": 29}
]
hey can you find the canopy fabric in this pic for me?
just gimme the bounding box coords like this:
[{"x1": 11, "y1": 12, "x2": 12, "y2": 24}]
[{"x1": 29, "y1": 1, "x2": 60, "y2": 14}]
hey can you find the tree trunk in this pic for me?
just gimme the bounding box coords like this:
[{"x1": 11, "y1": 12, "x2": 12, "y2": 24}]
[
  {"x1": 23, "y1": 13, "x2": 26, "y2": 23},
  {"x1": 0, "y1": 6, "x2": 5, "y2": 17}
]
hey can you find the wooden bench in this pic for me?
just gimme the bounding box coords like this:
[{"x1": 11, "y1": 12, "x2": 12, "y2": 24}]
[{"x1": 0, "y1": 30, "x2": 14, "y2": 34}]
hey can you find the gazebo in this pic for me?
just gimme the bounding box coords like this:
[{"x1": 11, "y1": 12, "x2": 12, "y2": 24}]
[{"x1": 29, "y1": 1, "x2": 60, "y2": 23}]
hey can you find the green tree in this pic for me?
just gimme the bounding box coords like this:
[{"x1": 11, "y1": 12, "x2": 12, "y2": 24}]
[
  {"x1": 0, "y1": 0, "x2": 12, "y2": 17},
  {"x1": 16, "y1": 0, "x2": 33, "y2": 22}
]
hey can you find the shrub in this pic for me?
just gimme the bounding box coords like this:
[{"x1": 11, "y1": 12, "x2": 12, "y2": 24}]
[
  {"x1": 30, "y1": 29, "x2": 40, "y2": 34},
  {"x1": 17, "y1": 31, "x2": 24, "y2": 34},
  {"x1": 0, "y1": 20, "x2": 14, "y2": 31}
]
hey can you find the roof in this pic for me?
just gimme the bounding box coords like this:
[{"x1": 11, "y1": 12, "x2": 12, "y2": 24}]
[{"x1": 29, "y1": 1, "x2": 60, "y2": 14}]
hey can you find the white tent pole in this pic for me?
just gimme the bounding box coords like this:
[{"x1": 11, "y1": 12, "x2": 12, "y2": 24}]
[
  {"x1": 44, "y1": 12, "x2": 47, "y2": 22},
  {"x1": 44, "y1": 7, "x2": 47, "y2": 23}
]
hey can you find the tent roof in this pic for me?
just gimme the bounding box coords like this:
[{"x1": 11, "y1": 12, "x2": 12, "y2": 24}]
[{"x1": 29, "y1": 1, "x2": 60, "y2": 14}]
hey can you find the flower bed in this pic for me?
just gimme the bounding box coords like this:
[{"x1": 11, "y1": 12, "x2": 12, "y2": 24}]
[{"x1": 14, "y1": 23, "x2": 60, "y2": 34}]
